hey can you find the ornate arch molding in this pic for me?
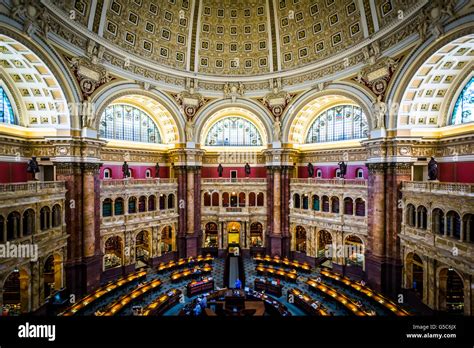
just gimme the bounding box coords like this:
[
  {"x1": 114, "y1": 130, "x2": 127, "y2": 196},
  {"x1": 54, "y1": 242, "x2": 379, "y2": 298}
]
[
  {"x1": 0, "y1": 19, "x2": 81, "y2": 130},
  {"x1": 193, "y1": 98, "x2": 275, "y2": 145},
  {"x1": 93, "y1": 83, "x2": 185, "y2": 143},
  {"x1": 0, "y1": 70, "x2": 26, "y2": 126},
  {"x1": 386, "y1": 17, "x2": 474, "y2": 130},
  {"x1": 281, "y1": 82, "x2": 374, "y2": 143}
]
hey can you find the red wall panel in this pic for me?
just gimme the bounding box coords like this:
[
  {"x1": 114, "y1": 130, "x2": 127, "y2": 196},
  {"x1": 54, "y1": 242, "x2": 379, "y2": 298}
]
[
  {"x1": 99, "y1": 165, "x2": 170, "y2": 179},
  {"x1": 0, "y1": 162, "x2": 29, "y2": 183},
  {"x1": 201, "y1": 166, "x2": 266, "y2": 178},
  {"x1": 439, "y1": 162, "x2": 474, "y2": 183},
  {"x1": 297, "y1": 165, "x2": 367, "y2": 179}
]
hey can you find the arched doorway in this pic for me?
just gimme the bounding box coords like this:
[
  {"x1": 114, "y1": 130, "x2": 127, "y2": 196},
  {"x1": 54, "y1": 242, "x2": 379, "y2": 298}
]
[
  {"x1": 204, "y1": 222, "x2": 218, "y2": 248},
  {"x1": 227, "y1": 222, "x2": 241, "y2": 245},
  {"x1": 160, "y1": 226, "x2": 173, "y2": 255},
  {"x1": 135, "y1": 231, "x2": 151, "y2": 267},
  {"x1": 250, "y1": 222, "x2": 263, "y2": 248},
  {"x1": 317, "y1": 230, "x2": 333, "y2": 259},
  {"x1": 344, "y1": 235, "x2": 365, "y2": 271},
  {"x1": 103, "y1": 236, "x2": 123, "y2": 270},
  {"x1": 295, "y1": 226, "x2": 306, "y2": 253},
  {"x1": 405, "y1": 252, "x2": 425, "y2": 300},
  {"x1": 412, "y1": 254, "x2": 424, "y2": 298},
  {"x1": 2, "y1": 270, "x2": 29, "y2": 314},
  {"x1": 43, "y1": 254, "x2": 62, "y2": 299},
  {"x1": 439, "y1": 268, "x2": 464, "y2": 314}
]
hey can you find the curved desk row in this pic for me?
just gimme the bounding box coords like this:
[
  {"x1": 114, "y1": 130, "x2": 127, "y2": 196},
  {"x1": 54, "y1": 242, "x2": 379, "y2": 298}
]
[
  {"x1": 254, "y1": 255, "x2": 311, "y2": 272},
  {"x1": 142, "y1": 289, "x2": 182, "y2": 316},
  {"x1": 60, "y1": 270, "x2": 147, "y2": 316},
  {"x1": 171, "y1": 265, "x2": 213, "y2": 282},
  {"x1": 157, "y1": 255, "x2": 213, "y2": 273},
  {"x1": 287, "y1": 288, "x2": 331, "y2": 316},
  {"x1": 187, "y1": 277, "x2": 214, "y2": 297},
  {"x1": 319, "y1": 269, "x2": 410, "y2": 316},
  {"x1": 95, "y1": 279, "x2": 162, "y2": 316},
  {"x1": 254, "y1": 277, "x2": 283, "y2": 297},
  {"x1": 306, "y1": 278, "x2": 373, "y2": 316},
  {"x1": 256, "y1": 264, "x2": 297, "y2": 282}
]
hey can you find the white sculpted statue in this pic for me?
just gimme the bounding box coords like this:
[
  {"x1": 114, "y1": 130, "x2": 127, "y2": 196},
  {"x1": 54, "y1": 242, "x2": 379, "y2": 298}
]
[
  {"x1": 185, "y1": 118, "x2": 194, "y2": 142},
  {"x1": 273, "y1": 117, "x2": 281, "y2": 141},
  {"x1": 373, "y1": 95, "x2": 387, "y2": 129}
]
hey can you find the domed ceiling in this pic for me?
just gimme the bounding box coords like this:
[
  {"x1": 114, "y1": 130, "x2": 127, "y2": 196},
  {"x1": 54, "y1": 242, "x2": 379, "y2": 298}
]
[{"x1": 50, "y1": 0, "x2": 422, "y2": 77}]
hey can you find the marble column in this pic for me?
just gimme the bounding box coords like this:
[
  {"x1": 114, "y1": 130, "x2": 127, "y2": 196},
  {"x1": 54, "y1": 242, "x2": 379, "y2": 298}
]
[
  {"x1": 266, "y1": 166, "x2": 282, "y2": 256},
  {"x1": 185, "y1": 166, "x2": 199, "y2": 257},
  {"x1": 54, "y1": 162, "x2": 102, "y2": 296},
  {"x1": 55, "y1": 162, "x2": 84, "y2": 297},
  {"x1": 366, "y1": 163, "x2": 387, "y2": 292},
  {"x1": 266, "y1": 167, "x2": 274, "y2": 251},
  {"x1": 81, "y1": 163, "x2": 102, "y2": 292},
  {"x1": 175, "y1": 166, "x2": 187, "y2": 258},
  {"x1": 194, "y1": 167, "x2": 202, "y2": 256},
  {"x1": 281, "y1": 166, "x2": 291, "y2": 257},
  {"x1": 366, "y1": 162, "x2": 411, "y2": 295},
  {"x1": 384, "y1": 163, "x2": 411, "y2": 295},
  {"x1": 273, "y1": 168, "x2": 281, "y2": 236}
]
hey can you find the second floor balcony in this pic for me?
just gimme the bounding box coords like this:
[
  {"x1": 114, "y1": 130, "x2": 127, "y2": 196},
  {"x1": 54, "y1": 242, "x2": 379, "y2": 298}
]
[{"x1": 402, "y1": 181, "x2": 474, "y2": 197}]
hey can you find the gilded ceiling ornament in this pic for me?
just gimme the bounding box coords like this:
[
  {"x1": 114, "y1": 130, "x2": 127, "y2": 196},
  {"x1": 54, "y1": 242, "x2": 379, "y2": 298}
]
[
  {"x1": 362, "y1": 40, "x2": 381, "y2": 66},
  {"x1": 86, "y1": 40, "x2": 105, "y2": 65},
  {"x1": 419, "y1": 0, "x2": 457, "y2": 42},
  {"x1": 353, "y1": 56, "x2": 402, "y2": 98},
  {"x1": 260, "y1": 82, "x2": 294, "y2": 118},
  {"x1": 10, "y1": 0, "x2": 50, "y2": 37},
  {"x1": 312, "y1": 81, "x2": 330, "y2": 93},
  {"x1": 174, "y1": 81, "x2": 207, "y2": 118},
  {"x1": 224, "y1": 82, "x2": 244, "y2": 102},
  {"x1": 67, "y1": 56, "x2": 113, "y2": 98}
]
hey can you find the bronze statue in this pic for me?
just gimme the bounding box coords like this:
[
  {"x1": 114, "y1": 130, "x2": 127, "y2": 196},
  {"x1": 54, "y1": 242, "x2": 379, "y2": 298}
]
[
  {"x1": 338, "y1": 161, "x2": 347, "y2": 179},
  {"x1": 122, "y1": 161, "x2": 130, "y2": 178},
  {"x1": 217, "y1": 164, "x2": 223, "y2": 177},
  {"x1": 26, "y1": 156, "x2": 40, "y2": 180},
  {"x1": 245, "y1": 163, "x2": 251, "y2": 177},
  {"x1": 154, "y1": 162, "x2": 160, "y2": 178},
  {"x1": 307, "y1": 163, "x2": 314, "y2": 177},
  {"x1": 428, "y1": 157, "x2": 438, "y2": 181}
]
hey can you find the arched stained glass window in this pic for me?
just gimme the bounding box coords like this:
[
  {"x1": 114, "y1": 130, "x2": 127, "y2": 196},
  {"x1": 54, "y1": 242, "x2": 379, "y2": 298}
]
[
  {"x1": 99, "y1": 104, "x2": 162, "y2": 143},
  {"x1": 306, "y1": 105, "x2": 368, "y2": 143},
  {"x1": 205, "y1": 117, "x2": 262, "y2": 146},
  {"x1": 450, "y1": 77, "x2": 473, "y2": 125},
  {"x1": 0, "y1": 86, "x2": 17, "y2": 125}
]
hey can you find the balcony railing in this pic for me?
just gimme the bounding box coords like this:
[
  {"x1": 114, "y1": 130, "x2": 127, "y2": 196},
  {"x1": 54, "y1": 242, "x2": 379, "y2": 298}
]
[
  {"x1": 201, "y1": 178, "x2": 267, "y2": 184},
  {"x1": 402, "y1": 181, "x2": 474, "y2": 195},
  {"x1": 291, "y1": 178, "x2": 368, "y2": 187},
  {"x1": 0, "y1": 181, "x2": 66, "y2": 193},
  {"x1": 101, "y1": 178, "x2": 177, "y2": 187}
]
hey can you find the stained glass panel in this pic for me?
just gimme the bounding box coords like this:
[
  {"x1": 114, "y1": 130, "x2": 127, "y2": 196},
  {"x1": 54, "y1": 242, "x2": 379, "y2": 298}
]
[
  {"x1": 99, "y1": 104, "x2": 162, "y2": 143},
  {"x1": 205, "y1": 117, "x2": 263, "y2": 146},
  {"x1": 306, "y1": 105, "x2": 368, "y2": 143},
  {"x1": 0, "y1": 86, "x2": 17, "y2": 125},
  {"x1": 450, "y1": 77, "x2": 474, "y2": 125}
]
